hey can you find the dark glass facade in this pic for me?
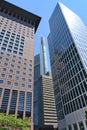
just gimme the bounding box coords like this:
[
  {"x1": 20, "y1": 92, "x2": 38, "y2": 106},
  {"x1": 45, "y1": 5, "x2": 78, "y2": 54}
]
[{"x1": 48, "y1": 2, "x2": 87, "y2": 130}]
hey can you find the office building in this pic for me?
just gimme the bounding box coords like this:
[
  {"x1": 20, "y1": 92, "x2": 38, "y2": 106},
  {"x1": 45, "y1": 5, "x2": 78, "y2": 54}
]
[
  {"x1": 38, "y1": 72, "x2": 58, "y2": 130},
  {"x1": 34, "y1": 36, "x2": 57, "y2": 130},
  {"x1": 48, "y1": 2, "x2": 87, "y2": 130},
  {"x1": 40, "y1": 36, "x2": 48, "y2": 75},
  {"x1": 34, "y1": 54, "x2": 40, "y2": 129},
  {"x1": 0, "y1": 1, "x2": 41, "y2": 130}
]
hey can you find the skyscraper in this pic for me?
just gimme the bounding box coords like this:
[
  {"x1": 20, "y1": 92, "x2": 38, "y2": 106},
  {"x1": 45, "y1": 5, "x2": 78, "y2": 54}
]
[
  {"x1": 0, "y1": 1, "x2": 41, "y2": 130},
  {"x1": 48, "y1": 2, "x2": 87, "y2": 130},
  {"x1": 40, "y1": 36, "x2": 48, "y2": 75},
  {"x1": 34, "y1": 37, "x2": 57, "y2": 130}
]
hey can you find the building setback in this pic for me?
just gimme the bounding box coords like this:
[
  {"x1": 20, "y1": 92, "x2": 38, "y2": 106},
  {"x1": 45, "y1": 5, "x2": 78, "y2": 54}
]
[
  {"x1": 0, "y1": 1, "x2": 41, "y2": 130},
  {"x1": 48, "y1": 2, "x2": 87, "y2": 130},
  {"x1": 34, "y1": 37, "x2": 57, "y2": 130},
  {"x1": 38, "y1": 73, "x2": 58, "y2": 130}
]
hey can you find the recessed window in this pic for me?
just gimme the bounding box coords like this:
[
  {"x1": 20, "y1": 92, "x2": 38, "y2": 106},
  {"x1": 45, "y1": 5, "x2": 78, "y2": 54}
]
[
  {"x1": 16, "y1": 71, "x2": 20, "y2": 74},
  {"x1": 15, "y1": 76, "x2": 19, "y2": 80},
  {"x1": 7, "y1": 53, "x2": 10, "y2": 56},
  {"x1": 22, "y1": 78, "x2": 25, "y2": 81},
  {"x1": 8, "y1": 75, "x2": 12, "y2": 79},
  {"x1": 29, "y1": 74, "x2": 32, "y2": 76},
  {"x1": 0, "y1": 80, "x2": 3, "y2": 84},
  {"x1": 7, "y1": 81, "x2": 11, "y2": 86},
  {"x1": 13, "y1": 51, "x2": 17, "y2": 54},
  {"x1": 28, "y1": 79, "x2": 31, "y2": 82},
  {"x1": 1, "y1": 74, "x2": 5, "y2": 77},
  {"x1": 12, "y1": 59, "x2": 15, "y2": 62},
  {"x1": 4, "y1": 63, "x2": 8, "y2": 66},
  {"x1": 18, "y1": 61, "x2": 21, "y2": 64},
  {"x1": 14, "y1": 82, "x2": 18, "y2": 87},
  {"x1": 29, "y1": 64, "x2": 32, "y2": 67},
  {"x1": 30, "y1": 60, "x2": 32, "y2": 62},
  {"x1": 10, "y1": 69, "x2": 13, "y2": 73},
  {"x1": 23, "y1": 67, "x2": 26, "y2": 70},
  {"x1": 21, "y1": 84, "x2": 25, "y2": 87},
  {"x1": 17, "y1": 66, "x2": 20, "y2": 69},
  {"x1": 7, "y1": 49, "x2": 11, "y2": 52},
  {"x1": 29, "y1": 69, "x2": 32, "y2": 72},
  {"x1": 28, "y1": 85, "x2": 31, "y2": 88},
  {"x1": 23, "y1": 72, "x2": 26, "y2": 76},
  {"x1": 6, "y1": 58, "x2": 9, "y2": 61},
  {"x1": 3, "y1": 68, "x2": 6, "y2": 71},
  {"x1": 0, "y1": 56, "x2": 2, "y2": 59},
  {"x1": 1, "y1": 47, "x2": 6, "y2": 51},
  {"x1": 11, "y1": 64, "x2": 14, "y2": 67}
]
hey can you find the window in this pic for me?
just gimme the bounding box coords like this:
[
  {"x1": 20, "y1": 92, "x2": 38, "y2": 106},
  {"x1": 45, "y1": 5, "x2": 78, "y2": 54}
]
[
  {"x1": 29, "y1": 69, "x2": 32, "y2": 72},
  {"x1": 14, "y1": 82, "x2": 18, "y2": 87},
  {"x1": 0, "y1": 56, "x2": 2, "y2": 59},
  {"x1": 6, "y1": 58, "x2": 9, "y2": 61},
  {"x1": 10, "y1": 69, "x2": 13, "y2": 73},
  {"x1": 12, "y1": 60, "x2": 15, "y2": 62},
  {"x1": 3, "y1": 68, "x2": 6, "y2": 71},
  {"x1": 1, "y1": 47, "x2": 6, "y2": 51},
  {"x1": 16, "y1": 71, "x2": 20, "y2": 74},
  {"x1": 1, "y1": 74, "x2": 5, "y2": 77},
  {"x1": 28, "y1": 85, "x2": 31, "y2": 88},
  {"x1": 68, "y1": 125, "x2": 72, "y2": 130},
  {"x1": 30, "y1": 60, "x2": 32, "y2": 62},
  {"x1": 22, "y1": 78, "x2": 25, "y2": 81},
  {"x1": 4, "y1": 63, "x2": 8, "y2": 66},
  {"x1": 28, "y1": 79, "x2": 31, "y2": 82},
  {"x1": 23, "y1": 67, "x2": 26, "y2": 70},
  {"x1": 0, "y1": 80, "x2": 3, "y2": 84},
  {"x1": 11, "y1": 64, "x2": 14, "y2": 67},
  {"x1": 21, "y1": 84, "x2": 25, "y2": 87},
  {"x1": 29, "y1": 74, "x2": 32, "y2": 76},
  {"x1": 15, "y1": 76, "x2": 19, "y2": 80},
  {"x1": 7, "y1": 81, "x2": 11, "y2": 86},
  {"x1": 29, "y1": 64, "x2": 32, "y2": 67},
  {"x1": 8, "y1": 75, "x2": 12, "y2": 79},
  {"x1": 23, "y1": 72, "x2": 26, "y2": 76},
  {"x1": 17, "y1": 66, "x2": 20, "y2": 69},
  {"x1": 73, "y1": 123, "x2": 78, "y2": 130},
  {"x1": 79, "y1": 122, "x2": 85, "y2": 130}
]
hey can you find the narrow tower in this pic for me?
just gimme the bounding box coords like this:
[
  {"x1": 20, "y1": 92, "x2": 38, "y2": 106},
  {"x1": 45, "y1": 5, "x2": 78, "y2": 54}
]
[{"x1": 40, "y1": 36, "x2": 48, "y2": 75}]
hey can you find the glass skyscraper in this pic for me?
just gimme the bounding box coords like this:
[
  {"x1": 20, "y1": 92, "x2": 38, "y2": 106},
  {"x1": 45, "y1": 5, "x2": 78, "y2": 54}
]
[
  {"x1": 40, "y1": 36, "x2": 48, "y2": 75},
  {"x1": 48, "y1": 2, "x2": 87, "y2": 130}
]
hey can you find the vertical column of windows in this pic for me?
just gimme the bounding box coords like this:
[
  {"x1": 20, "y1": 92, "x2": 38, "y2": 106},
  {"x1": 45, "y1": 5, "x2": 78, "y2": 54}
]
[
  {"x1": 26, "y1": 92, "x2": 32, "y2": 113},
  {"x1": 1, "y1": 89, "x2": 10, "y2": 112},
  {"x1": 10, "y1": 90, "x2": 18, "y2": 113},
  {"x1": 18, "y1": 91, "x2": 25, "y2": 112}
]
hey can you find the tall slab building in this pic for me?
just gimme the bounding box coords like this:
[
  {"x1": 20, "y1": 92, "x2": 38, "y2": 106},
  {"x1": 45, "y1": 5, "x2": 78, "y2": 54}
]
[
  {"x1": 48, "y1": 2, "x2": 87, "y2": 130},
  {"x1": 0, "y1": 1, "x2": 41, "y2": 130},
  {"x1": 40, "y1": 36, "x2": 48, "y2": 75},
  {"x1": 34, "y1": 37, "x2": 57, "y2": 130}
]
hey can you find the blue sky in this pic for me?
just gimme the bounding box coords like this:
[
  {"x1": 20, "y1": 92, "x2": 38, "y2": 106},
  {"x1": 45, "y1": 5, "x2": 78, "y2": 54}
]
[{"x1": 6, "y1": 0, "x2": 87, "y2": 71}]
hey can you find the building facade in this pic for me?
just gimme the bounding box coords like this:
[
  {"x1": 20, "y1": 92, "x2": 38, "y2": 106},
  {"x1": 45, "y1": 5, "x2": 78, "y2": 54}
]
[
  {"x1": 34, "y1": 54, "x2": 40, "y2": 129},
  {"x1": 34, "y1": 53, "x2": 57, "y2": 130},
  {"x1": 0, "y1": 1, "x2": 41, "y2": 130},
  {"x1": 38, "y1": 73, "x2": 58, "y2": 130},
  {"x1": 48, "y1": 2, "x2": 87, "y2": 130},
  {"x1": 40, "y1": 36, "x2": 48, "y2": 75}
]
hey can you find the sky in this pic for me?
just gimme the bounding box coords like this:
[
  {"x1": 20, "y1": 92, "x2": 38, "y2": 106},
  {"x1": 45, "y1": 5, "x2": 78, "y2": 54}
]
[{"x1": 6, "y1": 0, "x2": 87, "y2": 71}]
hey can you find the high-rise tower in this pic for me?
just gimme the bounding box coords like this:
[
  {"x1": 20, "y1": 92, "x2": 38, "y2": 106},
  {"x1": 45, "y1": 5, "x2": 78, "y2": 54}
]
[
  {"x1": 34, "y1": 37, "x2": 57, "y2": 129},
  {"x1": 48, "y1": 2, "x2": 87, "y2": 130},
  {"x1": 0, "y1": 1, "x2": 41, "y2": 130},
  {"x1": 40, "y1": 36, "x2": 48, "y2": 75}
]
